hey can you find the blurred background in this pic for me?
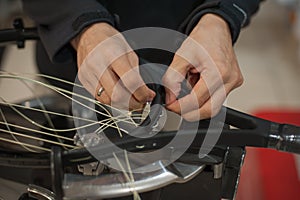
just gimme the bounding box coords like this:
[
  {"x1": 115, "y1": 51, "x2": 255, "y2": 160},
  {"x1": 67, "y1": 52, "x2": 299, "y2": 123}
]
[
  {"x1": 229, "y1": 1, "x2": 300, "y2": 199},
  {"x1": 0, "y1": 0, "x2": 299, "y2": 199}
]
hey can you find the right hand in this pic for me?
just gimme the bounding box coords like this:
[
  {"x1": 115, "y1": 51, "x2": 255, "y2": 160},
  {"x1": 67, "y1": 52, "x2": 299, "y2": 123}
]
[{"x1": 71, "y1": 23, "x2": 155, "y2": 110}]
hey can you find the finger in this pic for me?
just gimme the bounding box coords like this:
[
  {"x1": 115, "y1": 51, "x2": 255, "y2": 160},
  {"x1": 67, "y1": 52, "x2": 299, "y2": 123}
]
[
  {"x1": 167, "y1": 71, "x2": 221, "y2": 115},
  {"x1": 78, "y1": 66, "x2": 98, "y2": 90},
  {"x1": 99, "y1": 67, "x2": 144, "y2": 110},
  {"x1": 77, "y1": 68, "x2": 110, "y2": 102},
  {"x1": 81, "y1": 80, "x2": 110, "y2": 104},
  {"x1": 181, "y1": 85, "x2": 228, "y2": 121},
  {"x1": 95, "y1": 87, "x2": 111, "y2": 105},
  {"x1": 167, "y1": 57, "x2": 226, "y2": 114},
  {"x1": 163, "y1": 55, "x2": 192, "y2": 105},
  {"x1": 111, "y1": 53, "x2": 156, "y2": 103}
]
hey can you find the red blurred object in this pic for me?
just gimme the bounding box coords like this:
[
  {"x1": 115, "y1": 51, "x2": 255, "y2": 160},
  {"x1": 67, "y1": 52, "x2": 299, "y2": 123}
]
[{"x1": 236, "y1": 109, "x2": 300, "y2": 200}]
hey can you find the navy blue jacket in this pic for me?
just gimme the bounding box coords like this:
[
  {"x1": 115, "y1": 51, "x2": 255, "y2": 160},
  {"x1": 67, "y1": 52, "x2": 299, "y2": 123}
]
[{"x1": 23, "y1": 0, "x2": 262, "y2": 63}]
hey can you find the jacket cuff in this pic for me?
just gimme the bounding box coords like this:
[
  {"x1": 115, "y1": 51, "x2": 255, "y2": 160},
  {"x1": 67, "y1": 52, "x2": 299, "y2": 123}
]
[
  {"x1": 179, "y1": 0, "x2": 251, "y2": 44},
  {"x1": 38, "y1": 9, "x2": 115, "y2": 63}
]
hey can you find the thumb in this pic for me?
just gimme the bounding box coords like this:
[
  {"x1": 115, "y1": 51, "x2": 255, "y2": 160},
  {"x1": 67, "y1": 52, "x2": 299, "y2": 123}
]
[{"x1": 163, "y1": 55, "x2": 191, "y2": 105}]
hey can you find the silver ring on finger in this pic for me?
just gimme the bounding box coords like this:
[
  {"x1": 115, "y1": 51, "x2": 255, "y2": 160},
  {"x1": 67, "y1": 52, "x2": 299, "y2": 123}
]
[{"x1": 97, "y1": 87, "x2": 105, "y2": 97}]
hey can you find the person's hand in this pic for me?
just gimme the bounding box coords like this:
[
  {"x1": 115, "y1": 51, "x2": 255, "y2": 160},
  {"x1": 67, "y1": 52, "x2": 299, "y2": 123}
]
[
  {"x1": 163, "y1": 14, "x2": 243, "y2": 121},
  {"x1": 71, "y1": 23, "x2": 155, "y2": 110}
]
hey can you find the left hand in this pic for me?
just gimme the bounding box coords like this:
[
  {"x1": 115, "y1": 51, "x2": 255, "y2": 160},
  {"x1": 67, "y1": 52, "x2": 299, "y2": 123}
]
[{"x1": 162, "y1": 14, "x2": 244, "y2": 121}]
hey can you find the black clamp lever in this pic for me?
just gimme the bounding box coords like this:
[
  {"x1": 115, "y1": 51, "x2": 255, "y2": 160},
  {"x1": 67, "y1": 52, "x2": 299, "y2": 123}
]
[{"x1": 0, "y1": 18, "x2": 39, "y2": 48}]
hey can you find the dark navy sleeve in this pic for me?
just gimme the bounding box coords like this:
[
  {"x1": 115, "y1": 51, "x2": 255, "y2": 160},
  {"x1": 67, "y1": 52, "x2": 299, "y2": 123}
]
[
  {"x1": 22, "y1": 0, "x2": 115, "y2": 63},
  {"x1": 179, "y1": 0, "x2": 262, "y2": 43}
]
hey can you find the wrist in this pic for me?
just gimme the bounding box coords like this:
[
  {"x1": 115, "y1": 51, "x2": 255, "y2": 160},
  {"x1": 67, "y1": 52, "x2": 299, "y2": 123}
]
[
  {"x1": 199, "y1": 14, "x2": 228, "y2": 27},
  {"x1": 71, "y1": 22, "x2": 116, "y2": 50},
  {"x1": 195, "y1": 13, "x2": 230, "y2": 33}
]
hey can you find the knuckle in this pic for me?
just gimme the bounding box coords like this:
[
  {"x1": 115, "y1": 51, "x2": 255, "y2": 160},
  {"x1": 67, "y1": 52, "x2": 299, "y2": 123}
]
[
  {"x1": 128, "y1": 52, "x2": 139, "y2": 66},
  {"x1": 162, "y1": 75, "x2": 172, "y2": 87},
  {"x1": 181, "y1": 39, "x2": 196, "y2": 52},
  {"x1": 183, "y1": 115, "x2": 197, "y2": 122},
  {"x1": 162, "y1": 72, "x2": 180, "y2": 90},
  {"x1": 122, "y1": 77, "x2": 138, "y2": 92},
  {"x1": 175, "y1": 53, "x2": 194, "y2": 67},
  {"x1": 135, "y1": 94, "x2": 149, "y2": 103},
  {"x1": 231, "y1": 70, "x2": 244, "y2": 88},
  {"x1": 103, "y1": 45, "x2": 125, "y2": 62},
  {"x1": 134, "y1": 88, "x2": 152, "y2": 103},
  {"x1": 201, "y1": 106, "x2": 212, "y2": 119},
  {"x1": 182, "y1": 111, "x2": 200, "y2": 122},
  {"x1": 236, "y1": 73, "x2": 244, "y2": 87}
]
